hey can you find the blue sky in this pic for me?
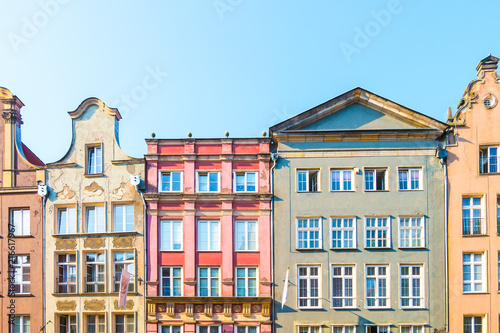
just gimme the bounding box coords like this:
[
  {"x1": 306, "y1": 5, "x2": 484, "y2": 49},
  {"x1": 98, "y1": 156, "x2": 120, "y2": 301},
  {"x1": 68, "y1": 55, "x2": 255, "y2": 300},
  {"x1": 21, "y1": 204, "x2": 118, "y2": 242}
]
[{"x1": 1, "y1": 0, "x2": 498, "y2": 162}]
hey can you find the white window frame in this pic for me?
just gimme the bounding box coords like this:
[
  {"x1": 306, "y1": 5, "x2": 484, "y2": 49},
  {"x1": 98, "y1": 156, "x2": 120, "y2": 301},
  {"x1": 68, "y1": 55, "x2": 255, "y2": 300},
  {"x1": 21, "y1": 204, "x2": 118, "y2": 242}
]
[
  {"x1": 113, "y1": 204, "x2": 134, "y2": 232},
  {"x1": 197, "y1": 220, "x2": 220, "y2": 251},
  {"x1": 114, "y1": 251, "x2": 135, "y2": 293},
  {"x1": 364, "y1": 168, "x2": 387, "y2": 191},
  {"x1": 85, "y1": 205, "x2": 106, "y2": 233},
  {"x1": 331, "y1": 265, "x2": 356, "y2": 308},
  {"x1": 57, "y1": 206, "x2": 77, "y2": 234},
  {"x1": 398, "y1": 216, "x2": 425, "y2": 248},
  {"x1": 400, "y1": 326, "x2": 423, "y2": 333},
  {"x1": 297, "y1": 265, "x2": 321, "y2": 309},
  {"x1": 160, "y1": 266, "x2": 183, "y2": 297},
  {"x1": 10, "y1": 208, "x2": 30, "y2": 236},
  {"x1": 198, "y1": 267, "x2": 220, "y2": 297},
  {"x1": 365, "y1": 217, "x2": 390, "y2": 249},
  {"x1": 297, "y1": 326, "x2": 321, "y2": 333},
  {"x1": 56, "y1": 253, "x2": 77, "y2": 294},
  {"x1": 331, "y1": 326, "x2": 356, "y2": 333},
  {"x1": 159, "y1": 326, "x2": 183, "y2": 333},
  {"x1": 10, "y1": 315, "x2": 30, "y2": 333},
  {"x1": 159, "y1": 170, "x2": 183, "y2": 192},
  {"x1": 196, "y1": 326, "x2": 221, "y2": 333},
  {"x1": 85, "y1": 314, "x2": 106, "y2": 333},
  {"x1": 114, "y1": 313, "x2": 135, "y2": 333},
  {"x1": 235, "y1": 220, "x2": 258, "y2": 251},
  {"x1": 11, "y1": 255, "x2": 30, "y2": 294},
  {"x1": 398, "y1": 168, "x2": 422, "y2": 191},
  {"x1": 235, "y1": 267, "x2": 258, "y2": 297},
  {"x1": 479, "y1": 146, "x2": 499, "y2": 174},
  {"x1": 463, "y1": 253, "x2": 485, "y2": 293},
  {"x1": 196, "y1": 171, "x2": 220, "y2": 193},
  {"x1": 87, "y1": 145, "x2": 103, "y2": 175},
  {"x1": 462, "y1": 197, "x2": 484, "y2": 236},
  {"x1": 233, "y1": 171, "x2": 258, "y2": 192},
  {"x1": 296, "y1": 218, "x2": 322, "y2": 250},
  {"x1": 399, "y1": 264, "x2": 424, "y2": 309},
  {"x1": 85, "y1": 252, "x2": 106, "y2": 293},
  {"x1": 331, "y1": 217, "x2": 356, "y2": 249},
  {"x1": 330, "y1": 169, "x2": 354, "y2": 191},
  {"x1": 235, "y1": 326, "x2": 259, "y2": 333},
  {"x1": 297, "y1": 169, "x2": 320, "y2": 192},
  {"x1": 57, "y1": 314, "x2": 77, "y2": 333},
  {"x1": 160, "y1": 220, "x2": 183, "y2": 251},
  {"x1": 365, "y1": 326, "x2": 389, "y2": 333},
  {"x1": 365, "y1": 265, "x2": 390, "y2": 309},
  {"x1": 463, "y1": 316, "x2": 484, "y2": 333}
]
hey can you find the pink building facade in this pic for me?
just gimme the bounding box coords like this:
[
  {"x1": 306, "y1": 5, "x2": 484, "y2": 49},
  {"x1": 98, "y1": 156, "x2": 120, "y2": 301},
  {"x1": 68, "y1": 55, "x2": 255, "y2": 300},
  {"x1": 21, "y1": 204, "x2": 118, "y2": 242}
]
[{"x1": 145, "y1": 138, "x2": 272, "y2": 333}]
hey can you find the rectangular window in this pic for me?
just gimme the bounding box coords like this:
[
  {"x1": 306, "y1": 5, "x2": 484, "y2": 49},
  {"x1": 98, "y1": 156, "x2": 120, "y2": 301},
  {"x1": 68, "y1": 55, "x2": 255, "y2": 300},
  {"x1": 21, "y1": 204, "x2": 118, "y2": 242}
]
[
  {"x1": 497, "y1": 196, "x2": 500, "y2": 234},
  {"x1": 198, "y1": 267, "x2": 220, "y2": 297},
  {"x1": 57, "y1": 253, "x2": 77, "y2": 293},
  {"x1": 297, "y1": 266, "x2": 321, "y2": 308},
  {"x1": 85, "y1": 252, "x2": 105, "y2": 293},
  {"x1": 161, "y1": 267, "x2": 182, "y2": 296},
  {"x1": 399, "y1": 217, "x2": 424, "y2": 248},
  {"x1": 235, "y1": 220, "x2": 257, "y2": 251},
  {"x1": 10, "y1": 209, "x2": 30, "y2": 236},
  {"x1": 57, "y1": 314, "x2": 77, "y2": 333},
  {"x1": 398, "y1": 168, "x2": 422, "y2": 190},
  {"x1": 57, "y1": 207, "x2": 77, "y2": 234},
  {"x1": 115, "y1": 314, "x2": 134, "y2": 333},
  {"x1": 160, "y1": 171, "x2": 183, "y2": 192},
  {"x1": 366, "y1": 265, "x2": 389, "y2": 308},
  {"x1": 234, "y1": 171, "x2": 257, "y2": 192},
  {"x1": 331, "y1": 218, "x2": 355, "y2": 249},
  {"x1": 479, "y1": 146, "x2": 498, "y2": 173},
  {"x1": 331, "y1": 265, "x2": 355, "y2": 308},
  {"x1": 366, "y1": 326, "x2": 389, "y2": 333},
  {"x1": 87, "y1": 146, "x2": 103, "y2": 175},
  {"x1": 364, "y1": 169, "x2": 387, "y2": 191},
  {"x1": 114, "y1": 204, "x2": 134, "y2": 232},
  {"x1": 400, "y1": 326, "x2": 423, "y2": 333},
  {"x1": 197, "y1": 327, "x2": 221, "y2": 333},
  {"x1": 197, "y1": 220, "x2": 220, "y2": 251},
  {"x1": 463, "y1": 253, "x2": 485, "y2": 292},
  {"x1": 400, "y1": 265, "x2": 423, "y2": 308},
  {"x1": 297, "y1": 169, "x2": 319, "y2": 192},
  {"x1": 160, "y1": 220, "x2": 183, "y2": 251},
  {"x1": 11, "y1": 315, "x2": 30, "y2": 333},
  {"x1": 160, "y1": 327, "x2": 182, "y2": 333},
  {"x1": 332, "y1": 327, "x2": 355, "y2": 333},
  {"x1": 11, "y1": 255, "x2": 30, "y2": 294},
  {"x1": 365, "y1": 217, "x2": 390, "y2": 248},
  {"x1": 498, "y1": 253, "x2": 500, "y2": 291},
  {"x1": 298, "y1": 327, "x2": 320, "y2": 333},
  {"x1": 297, "y1": 218, "x2": 321, "y2": 249},
  {"x1": 235, "y1": 326, "x2": 258, "y2": 333},
  {"x1": 236, "y1": 267, "x2": 257, "y2": 297},
  {"x1": 86, "y1": 314, "x2": 105, "y2": 333},
  {"x1": 331, "y1": 169, "x2": 353, "y2": 191},
  {"x1": 462, "y1": 197, "x2": 483, "y2": 235},
  {"x1": 114, "y1": 252, "x2": 135, "y2": 292},
  {"x1": 464, "y1": 316, "x2": 484, "y2": 333},
  {"x1": 85, "y1": 205, "x2": 105, "y2": 233},
  {"x1": 197, "y1": 171, "x2": 220, "y2": 192}
]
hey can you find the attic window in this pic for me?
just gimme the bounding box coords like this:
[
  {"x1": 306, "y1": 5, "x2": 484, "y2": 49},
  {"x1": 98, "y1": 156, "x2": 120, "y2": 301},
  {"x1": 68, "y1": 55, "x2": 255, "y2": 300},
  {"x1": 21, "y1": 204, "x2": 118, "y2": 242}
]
[
  {"x1": 483, "y1": 94, "x2": 497, "y2": 109},
  {"x1": 86, "y1": 144, "x2": 103, "y2": 175}
]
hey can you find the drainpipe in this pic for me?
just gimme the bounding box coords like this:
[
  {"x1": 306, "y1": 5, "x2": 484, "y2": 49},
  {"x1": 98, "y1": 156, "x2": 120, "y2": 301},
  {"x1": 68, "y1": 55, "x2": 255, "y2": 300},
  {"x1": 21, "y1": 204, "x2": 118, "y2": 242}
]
[
  {"x1": 443, "y1": 159, "x2": 449, "y2": 332},
  {"x1": 270, "y1": 152, "x2": 278, "y2": 333},
  {"x1": 37, "y1": 181, "x2": 48, "y2": 332}
]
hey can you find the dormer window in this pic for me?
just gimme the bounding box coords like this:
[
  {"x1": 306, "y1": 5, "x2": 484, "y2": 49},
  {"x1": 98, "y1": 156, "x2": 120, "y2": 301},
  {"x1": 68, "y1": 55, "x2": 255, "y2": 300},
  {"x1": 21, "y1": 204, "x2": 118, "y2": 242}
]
[
  {"x1": 483, "y1": 94, "x2": 497, "y2": 109},
  {"x1": 87, "y1": 145, "x2": 102, "y2": 175}
]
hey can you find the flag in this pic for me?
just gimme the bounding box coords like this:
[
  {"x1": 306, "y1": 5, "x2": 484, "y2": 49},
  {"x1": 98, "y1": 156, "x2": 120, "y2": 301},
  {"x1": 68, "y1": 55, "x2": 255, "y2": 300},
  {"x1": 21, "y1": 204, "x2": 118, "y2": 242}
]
[
  {"x1": 281, "y1": 267, "x2": 289, "y2": 309},
  {"x1": 118, "y1": 269, "x2": 131, "y2": 308}
]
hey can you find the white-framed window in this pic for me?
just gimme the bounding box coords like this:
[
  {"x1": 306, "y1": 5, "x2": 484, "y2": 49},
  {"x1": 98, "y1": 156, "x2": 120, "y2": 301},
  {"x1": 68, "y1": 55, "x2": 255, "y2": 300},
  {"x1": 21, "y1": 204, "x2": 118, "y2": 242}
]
[
  {"x1": 10, "y1": 209, "x2": 30, "y2": 236},
  {"x1": 197, "y1": 220, "x2": 220, "y2": 251},
  {"x1": 197, "y1": 326, "x2": 221, "y2": 333},
  {"x1": 331, "y1": 169, "x2": 354, "y2": 191},
  {"x1": 399, "y1": 216, "x2": 424, "y2": 248},
  {"x1": 297, "y1": 218, "x2": 322, "y2": 250},
  {"x1": 498, "y1": 252, "x2": 500, "y2": 291},
  {"x1": 463, "y1": 253, "x2": 485, "y2": 292},
  {"x1": 114, "y1": 251, "x2": 135, "y2": 292},
  {"x1": 57, "y1": 207, "x2": 77, "y2": 234},
  {"x1": 160, "y1": 326, "x2": 182, "y2": 333},
  {"x1": 462, "y1": 197, "x2": 484, "y2": 235},
  {"x1": 114, "y1": 204, "x2": 134, "y2": 232},
  {"x1": 332, "y1": 327, "x2": 355, "y2": 333},
  {"x1": 11, "y1": 255, "x2": 30, "y2": 294},
  {"x1": 11, "y1": 315, "x2": 30, "y2": 333},
  {"x1": 331, "y1": 265, "x2": 355, "y2": 308},
  {"x1": 297, "y1": 265, "x2": 321, "y2": 308},
  {"x1": 198, "y1": 267, "x2": 220, "y2": 297},
  {"x1": 366, "y1": 265, "x2": 389, "y2": 308},
  {"x1": 400, "y1": 326, "x2": 423, "y2": 333},
  {"x1": 331, "y1": 218, "x2": 356, "y2": 249},
  {"x1": 197, "y1": 171, "x2": 220, "y2": 192},
  {"x1": 400, "y1": 265, "x2": 423, "y2": 308},
  {"x1": 235, "y1": 326, "x2": 259, "y2": 333},
  {"x1": 464, "y1": 316, "x2": 484, "y2": 333},
  {"x1": 236, "y1": 267, "x2": 258, "y2": 297},
  {"x1": 86, "y1": 314, "x2": 105, "y2": 333},
  {"x1": 160, "y1": 171, "x2": 183, "y2": 192},
  {"x1": 87, "y1": 145, "x2": 103, "y2": 175},
  {"x1": 57, "y1": 314, "x2": 77, "y2": 333},
  {"x1": 366, "y1": 326, "x2": 389, "y2": 333},
  {"x1": 234, "y1": 171, "x2": 258, "y2": 192},
  {"x1": 365, "y1": 217, "x2": 390, "y2": 248},
  {"x1": 298, "y1": 327, "x2": 320, "y2": 333},
  {"x1": 160, "y1": 220, "x2": 183, "y2": 251},
  {"x1": 235, "y1": 220, "x2": 257, "y2": 251},
  {"x1": 161, "y1": 266, "x2": 182, "y2": 296},
  {"x1": 398, "y1": 168, "x2": 422, "y2": 190},
  {"x1": 364, "y1": 168, "x2": 387, "y2": 191},
  {"x1": 115, "y1": 314, "x2": 134, "y2": 333},
  {"x1": 497, "y1": 196, "x2": 500, "y2": 234},
  {"x1": 297, "y1": 169, "x2": 319, "y2": 192},
  {"x1": 56, "y1": 253, "x2": 77, "y2": 293},
  {"x1": 479, "y1": 146, "x2": 499, "y2": 173},
  {"x1": 85, "y1": 252, "x2": 105, "y2": 293},
  {"x1": 85, "y1": 205, "x2": 105, "y2": 233}
]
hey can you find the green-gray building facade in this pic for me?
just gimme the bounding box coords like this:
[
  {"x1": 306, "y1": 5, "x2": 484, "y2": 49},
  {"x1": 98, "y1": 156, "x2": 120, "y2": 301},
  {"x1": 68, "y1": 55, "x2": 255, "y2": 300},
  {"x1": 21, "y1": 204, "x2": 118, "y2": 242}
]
[{"x1": 271, "y1": 88, "x2": 448, "y2": 333}]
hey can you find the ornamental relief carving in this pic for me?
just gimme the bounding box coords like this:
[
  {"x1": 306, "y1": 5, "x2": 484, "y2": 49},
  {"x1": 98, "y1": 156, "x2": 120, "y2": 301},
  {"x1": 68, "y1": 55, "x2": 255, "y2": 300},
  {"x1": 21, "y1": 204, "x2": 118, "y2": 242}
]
[
  {"x1": 55, "y1": 238, "x2": 77, "y2": 250},
  {"x1": 84, "y1": 237, "x2": 105, "y2": 249},
  {"x1": 56, "y1": 300, "x2": 76, "y2": 311},
  {"x1": 84, "y1": 299, "x2": 105, "y2": 311},
  {"x1": 113, "y1": 299, "x2": 134, "y2": 310},
  {"x1": 113, "y1": 236, "x2": 135, "y2": 248}
]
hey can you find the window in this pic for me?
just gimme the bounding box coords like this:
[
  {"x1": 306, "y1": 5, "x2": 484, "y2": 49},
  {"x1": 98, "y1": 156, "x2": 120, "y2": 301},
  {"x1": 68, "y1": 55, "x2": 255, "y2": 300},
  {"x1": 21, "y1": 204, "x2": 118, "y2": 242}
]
[
  {"x1": 331, "y1": 169, "x2": 353, "y2": 191},
  {"x1": 197, "y1": 327, "x2": 220, "y2": 333},
  {"x1": 463, "y1": 253, "x2": 485, "y2": 292},
  {"x1": 400, "y1": 326, "x2": 423, "y2": 333},
  {"x1": 114, "y1": 204, "x2": 134, "y2": 232},
  {"x1": 198, "y1": 267, "x2": 220, "y2": 296},
  {"x1": 11, "y1": 255, "x2": 30, "y2": 294},
  {"x1": 398, "y1": 168, "x2": 422, "y2": 190},
  {"x1": 86, "y1": 314, "x2": 105, "y2": 333},
  {"x1": 160, "y1": 327, "x2": 182, "y2": 333},
  {"x1": 161, "y1": 267, "x2": 182, "y2": 296},
  {"x1": 57, "y1": 253, "x2": 77, "y2": 293},
  {"x1": 297, "y1": 266, "x2": 321, "y2": 308},
  {"x1": 366, "y1": 265, "x2": 389, "y2": 308},
  {"x1": 160, "y1": 171, "x2": 183, "y2": 192},
  {"x1": 234, "y1": 171, "x2": 257, "y2": 192},
  {"x1": 332, "y1": 327, "x2": 355, "y2": 333},
  {"x1": 297, "y1": 170, "x2": 319, "y2": 192},
  {"x1": 57, "y1": 314, "x2": 77, "y2": 333},
  {"x1": 160, "y1": 220, "x2": 183, "y2": 251},
  {"x1": 399, "y1": 217, "x2": 424, "y2": 248},
  {"x1": 114, "y1": 252, "x2": 135, "y2": 292},
  {"x1": 298, "y1": 327, "x2": 320, "y2": 333},
  {"x1": 87, "y1": 145, "x2": 103, "y2": 174},
  {"x1": 331, "y1": 265, "x2": 355, "y2": 308},
  {"x1": 464, "y1": 316, "x2": 484, "y2": 333},
  {"x1": 296, "y1": 218, "x2": 321, "y2": 249},
  {"x1": 197, "y1": 220, "x2": 220, "y2": 251},
  {"x1": 57, "y1": 207, "x2": 77, "y2": 234},
  {"x1": 400, "y1": 265, "x2": 423, "y2": 308},
  {"x1": 236, "y1": 267, "x2": 257, "y2": 297},
  {"x1": 366, "y1": 326, "x2": 389, "y2": 333},
  {"x1": 11, "y1": 315, "x2": 30, "y2": 333},
  {"x1": 115, "y1": 314, "x2": 134, "y2": 333},
  {"x1": 331, "y1": 218, "x2": 355, "y2": 249},
  {"x1": 85, "y1": 252, "x2": 105, "y2": 293},
  {"x1": 235, "y1": 220, "x2": 257, "y2": 251},
  {"x1": 479, "y1": 146, "x2": 499, "y2": 173},
  {"x1": 498, "y1": 253, "x2": 500, "y2": 291},
  {"x1": 497, "y1": 196, "x2": 500, "y2": 234},
  {"x1": 197, "y1": 171, "x2": 220, "y2": 192},
  {"x1": 10, "y1": 209, "x2": 30, "y2": 236},
  {"x1": 462, "y1": 197, "x2": 483, "y2": 235},
  {"x1": 86, "y1": 205, "x2": 105, "y2": 233},
  {"x1": 364, "y1": 169, "x2": 387, "y2": 191},
  {"x1": 365, "y1": 217, "x2": 390, "y2": 248},
  {"x1": 235, "y1": 327, "x2": 258, "y2": 333}
]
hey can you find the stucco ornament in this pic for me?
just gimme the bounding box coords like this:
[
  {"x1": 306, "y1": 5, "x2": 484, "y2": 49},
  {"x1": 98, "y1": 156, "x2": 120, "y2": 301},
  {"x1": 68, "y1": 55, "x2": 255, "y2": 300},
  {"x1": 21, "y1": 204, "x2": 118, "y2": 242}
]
[
  {"x1": 55, "y1": 238, "x2": 77, "y2": 250},
  {"x1": 57, "y1": 185, "x2": 76, "y2": 199},
  {"x1": 84, "y1": 237, "x2": 105, "y2": 249},
  {"x1": 83, "y1": 181, "x2": 104, "y2": 197},
  {"x1": 111, "y1": 182, "x2": 134, "y2": 200},
  {"x1": 112, "y1": 236, "x2": 135, "y2": 248},
  {"x1": 84, "y1": 299, "x2": 105, "y2": 311},
  {"x1": 56, "y1": 300, "x2": 76, "y2": 311},
  {"x1": 114, "y1": 299, "x2": 134, "y2": 310}
]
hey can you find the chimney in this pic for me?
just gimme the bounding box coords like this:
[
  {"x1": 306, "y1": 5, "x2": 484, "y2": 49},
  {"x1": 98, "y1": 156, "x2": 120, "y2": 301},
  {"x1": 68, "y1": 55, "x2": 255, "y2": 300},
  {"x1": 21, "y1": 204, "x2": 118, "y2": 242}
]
[{"x1": 476, "y1": 54, "x2": 499, "y2": 77}]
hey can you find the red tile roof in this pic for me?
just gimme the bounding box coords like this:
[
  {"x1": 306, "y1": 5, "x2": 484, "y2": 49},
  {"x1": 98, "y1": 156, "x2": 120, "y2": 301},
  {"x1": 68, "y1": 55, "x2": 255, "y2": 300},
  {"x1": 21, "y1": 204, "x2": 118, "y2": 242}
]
[{"x1": 22, "y1": 143, "x2": 45, "y2": 167}]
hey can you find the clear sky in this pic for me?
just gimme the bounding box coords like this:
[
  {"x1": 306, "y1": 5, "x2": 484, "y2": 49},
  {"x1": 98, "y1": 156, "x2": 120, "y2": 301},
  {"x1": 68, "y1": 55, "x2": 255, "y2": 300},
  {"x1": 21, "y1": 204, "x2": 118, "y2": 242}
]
[{"x1": 1, "y1": 0, "x2": 498, "y2": 162}]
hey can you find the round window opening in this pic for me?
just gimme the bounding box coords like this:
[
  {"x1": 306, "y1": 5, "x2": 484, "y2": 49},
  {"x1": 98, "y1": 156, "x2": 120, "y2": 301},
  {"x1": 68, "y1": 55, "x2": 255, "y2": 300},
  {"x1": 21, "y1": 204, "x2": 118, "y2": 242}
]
[{"x1": 483, "y1": 94, "x2": 497, "y2": 109}]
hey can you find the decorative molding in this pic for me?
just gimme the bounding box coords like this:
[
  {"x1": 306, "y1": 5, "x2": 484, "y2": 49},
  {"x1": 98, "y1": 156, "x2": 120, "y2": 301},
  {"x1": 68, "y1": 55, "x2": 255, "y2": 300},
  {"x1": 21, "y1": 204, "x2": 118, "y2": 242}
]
[
  {"x1": 113, "y1": 299, "x2": 134, "y2": 310},
  {"x1": 243, "y1": 303, "x2": 251, "y2": 317},
  {"x1": 83, "y1": 181, "x2": 104, "y2": 197},
  {"x1": 166, "y1": 303, "x2": 175, "y2": 316},
  {"x1": 84, "y1": 299, "x2": 105, "y2": 311},
  {"x1": 205, "y1": 303, "x2": 213, "y2": 317},
  {"x1": 224, "y1": 304, "x2": 232, "y2": 317},
  {"x1": 84, "y1": 237, "x2": 105, "y2": 249},
  {"x1": 147, "y1": 302, "x2": 156, "y2": 316},
  {"x1": 186, "y1": 304, "x2": 194, "y2": 317},
  {"x1": 57, "y1": 185, "x2": 76, "y2": 199},
  {"x1": 175, "y1": 303, "x2": 185, "y2": 313},
  {"x1": 252, "y1": 304, "x2": 262, "y2": 313},
  {"x1": 262, "y1": 303, "x2": 270, "y2": 317},
  {"x1": 213, "y1": 304, "x2": 223, "y2": 314},
  {"x1": 113, "y1": 236, "x2": 135, "y2": 248},
  {"x1": 56, "y1": 300, "x2": 76, "y2": 311},
  {"x1": 55, "y1": 238, "x2": 77, "y2": 250},
  {"x1": 194, "y1": 304, "x2": 204, "y2": 313},
  {"x1": 233, "y1": 304, "x2": 242, "y2": 313}
]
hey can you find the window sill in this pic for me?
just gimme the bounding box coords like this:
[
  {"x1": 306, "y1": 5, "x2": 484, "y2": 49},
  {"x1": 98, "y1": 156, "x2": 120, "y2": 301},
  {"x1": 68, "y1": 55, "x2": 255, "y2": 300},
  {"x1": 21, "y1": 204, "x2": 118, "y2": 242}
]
[
  {"x1": 479, "y1": 172, "x2": 500, "y2": 175},
  {"x1": 364, "y1": 190, "x2": 389, "y2": 192},
  {"x1": 332, "y1": 306, "x2": 357, "y2": 310},
  {"x1": 197, "y1": 250, "x2": 222, "y2": 253},
  {"x1": 462, "y1": 234, "x2": 487, "y2": 237},
  {"x1": 297, "y1": 191, "x2": 321, "y2": 194},
  {"x1": 366, "y1": 306, "x2": 391, "y2": 310},
  {"x1": 8, "y1": 293, "x2": 33, "y2": 297},
  {"x1": 463, "y1": 291, "x2": 488, "y2": 295},
  {"x1": 296, "y1": 248, "x2": 323, "y2": 251},
  {"x1": 399, "y1": 246, "x2": 426, "y2": 250},
  {"x1": 52, "y1": 231, "x2": 137, "y2": 237},
  {"x1": 365, "y1": 247, "x2": 392, "y2": 250},
  {"x1": 234, "y1": 191, "x2": 258, "y2": 194},
  {"x1": 84, "y1": 173, "x2": 104, "y2": 178},
  {"x1": 159, "y1": 191, "x2": 184, "y2": 194},
  {"x1": 9, "y1": 235, "x2": 33, "y2": 238},
  {"x1": 297, "y1": 306, "x2": 323, "y2": 310},
  {"x1": 330, "y1": 190, "x2": 356, "y2": 192},
  {"x1": 234, "y1": 250, "x2": 260, "y2": 253},
  {"x1": 159, "y1": 250, "x2": 184, "y2": 252},
  {"x1": 398, "y1": 189, "x2": 423, "y2": 192},
  {"x1": 330, "y1": 247, "x2": 357, "y2": 250}
]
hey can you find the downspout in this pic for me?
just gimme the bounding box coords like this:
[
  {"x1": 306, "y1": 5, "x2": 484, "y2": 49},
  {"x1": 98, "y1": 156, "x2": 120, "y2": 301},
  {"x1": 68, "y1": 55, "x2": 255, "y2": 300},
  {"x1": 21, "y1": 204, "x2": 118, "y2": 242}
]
[
  {"x1": 137, "y1": 186, "x2": 147, "y2": 333},
  {"x1": 443, "y1": 158, "x2": 449, "y2": 332},
  {"x1": 37, "y1": 181, "x2": 48, "y2": 332},
  {"x1": 270, "y1": 152, "x2": 278, "y2": 333}
]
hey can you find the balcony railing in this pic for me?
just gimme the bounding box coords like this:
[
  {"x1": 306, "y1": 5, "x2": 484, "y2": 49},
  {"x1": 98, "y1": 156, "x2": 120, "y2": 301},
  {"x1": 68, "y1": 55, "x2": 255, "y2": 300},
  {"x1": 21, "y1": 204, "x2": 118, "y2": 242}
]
[{"x1": 463, "y1": 218, "x2": 484, "y2": 235}]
